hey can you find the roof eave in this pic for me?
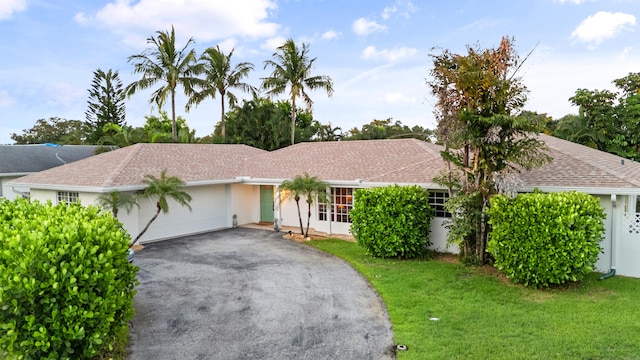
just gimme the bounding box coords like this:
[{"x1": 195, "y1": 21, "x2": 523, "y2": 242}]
[
  {"x1": 0, "y1": 172, "x2": 31, "y2": 178},
  {"x1": 237, "y1": 177, "x2": 447, "y2": 189},
  {"x1": 184, "y1": 179, "x2": 243, "y2": 187},
  {"x1": 15, "y1": 178, "x2": 244, "y2": 193},
  {"x1": 518, "y1": 185, "x2": 640, "y2": 195}
]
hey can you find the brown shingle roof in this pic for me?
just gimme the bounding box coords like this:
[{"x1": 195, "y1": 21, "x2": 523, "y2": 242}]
[
  {"x1": 10, "y1": 135, "x2": 640, "y2": 193},
  {"x1": 12, "y1": 143, "x2": 267, "y2": 189},
  {"x1": 521, "y1": 134, "x2": 640, "y2": 190},
  {"x1": 242, "y1": 139, "x2": 446, "y2": 185}
]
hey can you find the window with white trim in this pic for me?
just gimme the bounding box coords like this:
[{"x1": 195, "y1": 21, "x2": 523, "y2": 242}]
[
  {"x1": 318, "y1": 187, "x2": 354, "y2": 223},
  {"x1": 57, "y1": 191, "x2": 79, "y2": 205},
  {"x1": 429, "y1": 191, "x2": 451, "y2": 218}
]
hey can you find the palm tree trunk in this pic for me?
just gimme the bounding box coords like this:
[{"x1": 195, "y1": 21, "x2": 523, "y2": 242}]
[
  {"x1": 220, "y1": 94, "x2": 226, "y2": 140},
  {"x1": 305, "y1": 201, "x2": 312, "y2": 237},
  {"x1": 290, "y1": 96, "x2": 296, "y2": 145},
  {"x1": 171, "y1": 91, "x2": 178, "y2": 142},
  {"x1": 294, "y1": 198, "x2": 304, "y2": 235},
  {"x1": 132, "y1": 206, "x2": 161, "y2": 246}
]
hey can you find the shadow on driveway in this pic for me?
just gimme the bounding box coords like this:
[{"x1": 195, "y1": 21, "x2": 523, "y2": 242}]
[{"x1": 127, "y1": 228, "x2": 395, "y2": 360}]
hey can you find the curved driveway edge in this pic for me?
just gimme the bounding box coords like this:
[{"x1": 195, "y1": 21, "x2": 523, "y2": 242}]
[{"x1": 127, "y1": 228, "x2": 395, "y2": 359}]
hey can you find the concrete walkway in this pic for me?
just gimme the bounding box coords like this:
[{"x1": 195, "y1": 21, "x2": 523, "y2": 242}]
[{"x1": 127, "y1": 228, "x2": 395, "y2": 360}]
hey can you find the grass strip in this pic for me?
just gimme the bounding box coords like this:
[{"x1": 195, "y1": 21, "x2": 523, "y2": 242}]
[{"x1": 308, "y1": 239, "x2": 640, "y2": 360}]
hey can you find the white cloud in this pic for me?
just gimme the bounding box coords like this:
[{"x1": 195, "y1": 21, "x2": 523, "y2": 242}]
[
  {"x1": 217, "y1": 38, "x2": 238, "y2": 53},
  {"x1": 558, "y1": 0, "x2": 590, "y2": 4},
  {"x1": 362, "y1": 45, "x2": 417, "y2": 62},
  {"x1": 75, "y1": 0, "x2": 280, "y2": 46},
  {"x1": 381, "y1": 1, "x2": 417, "y2": 20},
  {"x1": 381, "y1": 6, "x2": 397, "y2": 20},
  {"x1": 384, "y1": 92, "x2": 417, "y2": 104},
  {"x1": 353, "y1": 18, "x2": 387, "y2": 36},
  {"x1": 621, "y1": 46, "x2": 633, "y2": 58},
  {"x1": 0, "y1": 90, "x2": 14, "y2": 107},
  {"x1": 46, "y1": 83, "x2": 85, "y2": 107},
  {"x1": 571, "y1": 11, "x2": 636, "y2": 46},
  {"x1": 260, "y1": 36, "x2": 286, "y2": 52},
  {"x1": 321, "y1": 29, "x2": 341, "y2": 40},
  {"x1": 73, "y1": 12, "x2": 90, "y2": 26},
  {"x1": 0, "y1": 0, "x2": 26, "y2": 20},
  {"x1": 459, "y1": 18, "x2": 497, "y2": 32},
  {"x1": 340, "y1": 64, "x2": 394, "y2": 89},
  {"x1": 523, "y1": 47, "x2": 640, "y2": 118}
]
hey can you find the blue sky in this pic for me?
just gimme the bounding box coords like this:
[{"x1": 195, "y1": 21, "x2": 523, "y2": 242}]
[{"x1": 1, "y1": 0, "x2": 639, "y2": 144}]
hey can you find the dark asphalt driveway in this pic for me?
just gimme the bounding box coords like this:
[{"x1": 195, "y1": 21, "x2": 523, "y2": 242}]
[{"x1": 127, "y1": 228, "x2": 395, "y2": 360}]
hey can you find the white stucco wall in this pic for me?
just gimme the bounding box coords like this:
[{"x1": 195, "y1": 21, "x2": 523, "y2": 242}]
[
  {"x1": 279, "y1": 192, "x2": 308, "y2": 232},
  {"x1": 230, "y1": 184, "x2": 260, "y2": 226},
  {"x1": 133, "y1": 184, "x2": 230, "y2": 243},
  {"x1": 595, "y1": 195, "x2": 614, "y2": 273},
  {"x1": 28, "y1": 185, "x2": 232, "y2": 244},
  {"x1": 30, "y1": 189, "x2": 100, "y2": 205},
  {"x1": 29, "y1": 188, "x2": 57, "y2": 203},
  {"x1": 430, "y1": 218, "x2": 457, "y2": 253}
]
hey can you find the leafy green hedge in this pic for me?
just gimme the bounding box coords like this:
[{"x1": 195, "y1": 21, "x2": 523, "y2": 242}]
[
  {"x1": 487, "y1": 191, "x2": 605, "y2": 288},
  {"x1": 350, "y1": 185, "x2": 434, "y2": 259},
  {"x1": 0, "y1": 198, "x2": 138, "y2": 359}
]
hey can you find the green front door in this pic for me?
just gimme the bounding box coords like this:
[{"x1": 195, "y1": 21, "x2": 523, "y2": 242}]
[{"x1": 260, "y1": 185, "x2": 274, "y2": 222}]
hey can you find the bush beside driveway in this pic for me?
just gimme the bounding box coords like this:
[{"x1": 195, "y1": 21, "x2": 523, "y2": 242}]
[{"x1": 127, "y1": 228, "x2": 395, "y2": 360}]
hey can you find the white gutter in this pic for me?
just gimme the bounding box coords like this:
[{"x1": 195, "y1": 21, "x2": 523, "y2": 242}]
[
  {"x1": 0, "y1": 172, "x2": 31, "y2": 177},
  {"x1": 9, "y1": 178, "x2": 244, "y2": 194},
  {"x1": 358, "y1": 181, "x2": 447, "y2": 189},
  {"x1": 11, "y1": 186, "x2": 30, "y2": 198},
  {"x1": 599, "y1": 194, "x2": 617, "y2": 280},
  {"x1": 239, "y1": 177, "x2": 447, "y2": 190},
  {"x1": 518, "y1": 185, "x2": 640, "y2": 196},
  {"x1": 183, "y1": 178, "x2": 243, "y2": 187}
]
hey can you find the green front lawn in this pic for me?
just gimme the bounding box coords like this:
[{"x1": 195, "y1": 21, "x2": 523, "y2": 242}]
[{"x1": 308, "y1": 239, "x2": 640, "y2": 360}]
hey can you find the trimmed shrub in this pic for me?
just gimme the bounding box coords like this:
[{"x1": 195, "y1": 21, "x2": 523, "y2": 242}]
[
  {"x1": 0, "y1": 198, "x2": 138, "y2": 359},
  {"x1": 350, "y1": 185, "x2": 434, "y2": 259},
  {"x1": 487, "y1": 191, "x2": 605, "y2": 288}
]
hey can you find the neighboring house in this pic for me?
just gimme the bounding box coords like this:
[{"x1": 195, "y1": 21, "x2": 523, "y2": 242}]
[
  {"x1": 0, "y1": 144, "x2": 101, "y2": 200},
  {"x1": 9, "y1": 135, "x2": 640, "y2": 278}
]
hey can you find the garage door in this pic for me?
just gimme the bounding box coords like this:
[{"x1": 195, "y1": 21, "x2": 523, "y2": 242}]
[{"x1": 136, "y1": 184, "x2": 229, "y2": 243}]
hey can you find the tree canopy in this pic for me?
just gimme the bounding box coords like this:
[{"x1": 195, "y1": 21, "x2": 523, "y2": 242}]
[
  {"x1": 549, "y1": 72, "x2": 640, "y2": 160},
  {"x1": 96, "y1": 191, "x2": 139, "y2": 219},
  {"x1": 428, "y1": 36, "x2": 549, "y2": 263},
  {"x1": 344, "y1": 118, "x2": 433, "y2": 141},
  {"x1": 187, "y1": 46, "x2": 256, "y2": 139},
  {"x1": 262, "y1": 39, "x2": 334, "y2": 145},
  {"x1": 280, "y1": 173, "x2": 328, "y2": 237},
  {"x1": 218, "y1": 97, "x2": 318, "y2": 150},
  {"x1": 11, "y1": 117, "x2": 89, "y2": 145},
  {"x1": 125, "y1": 26, "x2": 199, "y2": 142},
  {"x1": 85, "y1": 68, "x2": 126, "y2": 144}
]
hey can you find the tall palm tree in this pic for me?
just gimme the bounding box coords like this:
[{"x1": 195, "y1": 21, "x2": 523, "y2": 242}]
[
  {"x1": 132, "y1": 169, "x2": 192, "y2": 245},
  {"x1": 96, "y1": 191, "x2": 139, "y2": 218},
  {"x1": 262, "y1": 39, "x2": 334, "y2": 145},
  {"x1": 280, "y1": 176, "x2": 306, "y2": 235},
  {"x1": 125, "y1": 26, "x2": 199, "y2": 142},
  {"x1": 187, "y1": 46, "x2": 256, "y2": 139},
  {"x1": 281, "y1": 173, "x2": 328, "y2": 237}
]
